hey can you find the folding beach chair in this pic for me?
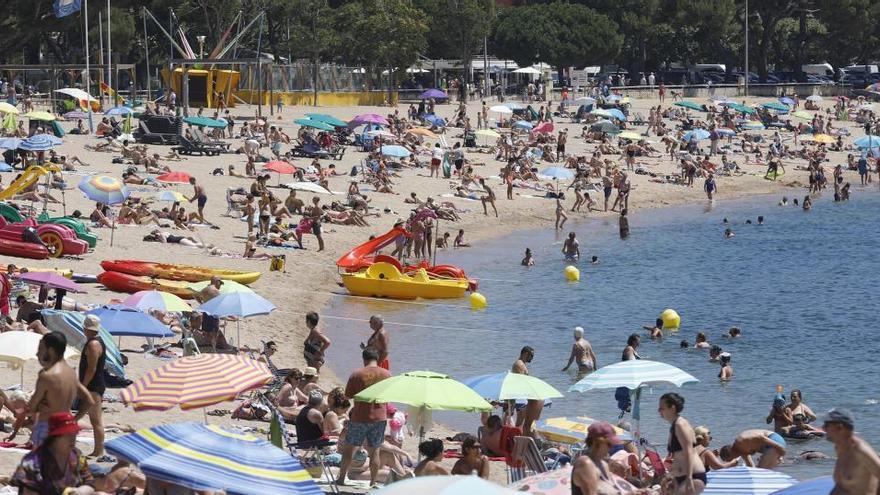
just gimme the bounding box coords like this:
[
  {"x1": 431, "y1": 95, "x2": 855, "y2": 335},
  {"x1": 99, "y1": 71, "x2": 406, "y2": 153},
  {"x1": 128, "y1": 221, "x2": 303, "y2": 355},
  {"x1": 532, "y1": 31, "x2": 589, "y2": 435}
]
[{"x1": 512, "y1": 436, "x2": 550, "y2": 477}]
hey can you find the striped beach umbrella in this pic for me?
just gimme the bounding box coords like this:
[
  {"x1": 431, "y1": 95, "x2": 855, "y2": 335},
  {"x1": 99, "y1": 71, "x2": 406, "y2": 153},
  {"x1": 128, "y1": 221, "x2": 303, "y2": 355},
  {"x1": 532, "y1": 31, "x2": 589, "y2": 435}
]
[
  {"x1": 155, "y1": 190, "x2": 187, "y2": 202},
  {"x1": 705, "y1": 467, "x2": 796, "y2": 495},
  {"x1": 188, "y1": 279, "x2": 254, "y2": 294},
  {"x1": 106, "y1": 422, "x2": 321, "y2": 495},
  {"x1": 534, "y1": 416, "x2": 632, "y2": 445},
  {"x1": 156, "y1": 171, "x2": 193, "y2": 184},
  {"x1": 462, "y1": 371, "x2": 563, "y2": 401},
  {"x1": 374, "y1": 475, "x2": 518, "y2": 495},
  {"x1": 19, "y1": 134, "x2": 62, "y2": 151},
  {"x1": 78, "y1": 174, "x2": 130, "y2": 205},
  {"x1": 769, "y1": 476, "x2": 833, "y2": 495},
  {"x1": 119, "y1": 354, "x2": 272, "y2": 411},
  {"x1": 122, "y1": 290, "x2": 193, "y2": 313}
]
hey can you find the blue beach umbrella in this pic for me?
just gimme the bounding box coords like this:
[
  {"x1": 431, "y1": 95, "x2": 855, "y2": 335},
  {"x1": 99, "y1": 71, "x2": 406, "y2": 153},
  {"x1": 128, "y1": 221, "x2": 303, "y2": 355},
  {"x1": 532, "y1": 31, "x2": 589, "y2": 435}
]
[
  {"x1": 763, "y1": 101, "x2": 789, "y2": 112},
  {"x1": 106, "y1": 422, "x2": 322, "y2": 495},
  {"x1": 106, "y1": 106, "x2": 134, "y2": 116},
  {"x1": 513, "y1": 120, "x2": 534, "y2": 130},
  {"x1": 606, "y1": 94, "x2": 622, "y2": 102},
  {"x1": 716, "y1": 128, "x2": 737, "y2": 137},
  {"x1": 78, "y1": 174, "x2": 130, "y2": 205},
  {"x1": 539, "y1": 167, "x2": 574, "y2": 180},
  {"x1": 779, "y1": 97, "x2": 795, "y2": 106},
  {"x1": 379, "y1": 145, "x2": 411, "y2": 158},
  {"x1": 86, "y1": 305, "x2": 174, "y2": 338},
  {"x1": 183, "y1": 116, "x2": 226, "y2": 129},
  {"x1": 854, "y1": 135, "x2": 880, "y2": 149},
  {"x1": 198, "y1": 291, "x2": 275, "y2": 319},
  {"x1": 293, "y1": 118, "x2": 335, "y2": 131},
  {"x1": 607, "y1": 108, "x2": 627, "y2": 121},
  {"x1": 461, "y1": 371, "x2": 563, "y2": 401},
  {"x1": 419, "y1": 88, "x2": 447, "y2": 99},
  {"x1": 18, "y1": 134, "x2": 62, "y2": 151},
  {"x1": 590, "y1": 121, "x2": 620, "y2": 134},
  {"x1": 423, "y1": 114, "x2": 446, "y2": 127},
  {"x1": 683, "y1": 129, "x2": 711, "y2": 141},
  {"x1": 0, "y1": 137, "x2": 22, "y2": 150},
  {"x1": 40, "y1": 309, "x2": 126, "y2": 378},
  {"x1": 769, "y1": 476, "x2": 833, "y2": 495},
  {"x1": 704, "y1": 467, "x2": 796, "y2": 495}
]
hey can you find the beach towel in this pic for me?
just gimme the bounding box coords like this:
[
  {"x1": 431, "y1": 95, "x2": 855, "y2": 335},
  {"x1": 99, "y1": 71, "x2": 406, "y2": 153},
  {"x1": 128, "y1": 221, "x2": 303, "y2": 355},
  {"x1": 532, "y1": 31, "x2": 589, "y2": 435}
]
[{"x1": 41, "y1": 309, "x2": 126, "y2": 378}]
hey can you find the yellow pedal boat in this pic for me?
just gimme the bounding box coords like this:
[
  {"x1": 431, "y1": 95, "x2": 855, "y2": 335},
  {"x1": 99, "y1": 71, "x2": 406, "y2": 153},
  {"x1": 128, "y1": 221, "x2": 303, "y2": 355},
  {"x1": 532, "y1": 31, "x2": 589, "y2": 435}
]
[{"x1": 341, "y1": 262, "x2": 469, "y2": 300}]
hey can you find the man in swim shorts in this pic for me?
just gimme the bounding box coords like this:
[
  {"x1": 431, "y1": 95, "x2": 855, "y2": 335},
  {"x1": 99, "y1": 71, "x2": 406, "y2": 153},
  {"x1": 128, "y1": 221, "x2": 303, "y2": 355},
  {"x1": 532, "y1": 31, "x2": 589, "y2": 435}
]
[
  {"x1": 562, "y1": 232, "x2": 580, "y2": 262},
  {"x1": 719, "y1": 429, "x2": 787, "y2": 468},
  {"x1": 188, "y1": 176, "x2": 208, "y2": 224}
]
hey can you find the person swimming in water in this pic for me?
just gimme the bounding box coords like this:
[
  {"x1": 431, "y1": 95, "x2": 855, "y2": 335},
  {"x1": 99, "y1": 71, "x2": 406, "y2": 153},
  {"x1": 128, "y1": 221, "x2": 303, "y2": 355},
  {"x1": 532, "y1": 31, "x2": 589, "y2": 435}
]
[
  {"x1": 724, "y1": 228, "x2": 735, "y2": 238},
  {"x1": 757, "y1": 216, "x2": 764, "y2": 225},
  {"x1": 562, "y1": 232, "x2": 580, "y2": 262},
  {"x1": 521, "y1": 248, "x2": 534, "y2": 266},
  {"x1": 719, "y1": 352, "x2": 733, "y2": 380},
  {"x1": 643, "y1": 318, "x2": 663, "y2": 340},
  {"x1": 803, "y1": 195, "x2": 812, "y2": 210},
  {"x1": 590, "y1": 255, "x2": 599, "y2": 265}
]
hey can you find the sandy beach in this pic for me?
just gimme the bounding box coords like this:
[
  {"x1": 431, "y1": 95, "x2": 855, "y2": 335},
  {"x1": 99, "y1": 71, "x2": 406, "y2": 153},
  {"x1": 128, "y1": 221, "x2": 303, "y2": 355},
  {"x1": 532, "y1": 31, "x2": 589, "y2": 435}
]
[{"x1": 0, "y1": 92, "x2": 857, "y2": 491}]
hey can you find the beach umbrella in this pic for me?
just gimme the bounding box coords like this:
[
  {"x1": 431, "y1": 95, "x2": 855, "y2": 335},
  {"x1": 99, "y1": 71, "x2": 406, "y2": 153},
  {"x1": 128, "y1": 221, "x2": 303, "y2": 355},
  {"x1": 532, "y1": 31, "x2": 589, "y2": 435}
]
[
  {"x1": 571, "y1": 96, "x2": 596, "y2": 106},
  {"x1": 87, "y1": 305, "x2": 174, "y2": 338},
  {"x1": 532, "y1": 122, "x2": 554, "y2": 135},
  {"x1": 461, "y1": 371, "x2": 562, "y2": 401},
  {"x1": 534, "y1": 416, "x2": 631, "y2": 445},
  {"x1": 293, "y1": 118, "x2": 335, "y2": 131},
  {"x1": 606, "y1": 94, "x2": 623, "y2": 102},
  {"x1": 489, "y1": 105, "x2": 513, "y2": 115},
  {"x1": 779, "y1": 97, "x2": 795, "y2": 106},
  {"x1": 282, "y1": 181, "x2": 333, "y2": 195},
  {"x1": 63, "y1": 111, "x2": 88, "y2": 120},
  {"x1": 119, "y1": 354, "x2": 272, "y2": 411},
  {"x1": 590, "y1": 121, "x2": 619, "y2": 134},
  {"x1": 380, "y1": 145, "x2": 411, "y2": 158},
  {"x1": 504, "y1": 102, "x2": 526, "y2": 110},
  {"x1": 717, "y1": 128, "x2": 737, "y2": 137},
  {"x1": 810, "y1": 134, "x2": 836, "y2": 144},
  {"x1": 198, "y1": 291, "x2": 276, "y2": 346},
  {"x1": 806, "y1": 95, "x2": 823, "y2": 102},
  {"x1": 183, "y1": 116, "x2": 226, "y2": 128},
  {"x1": 122, "y1": 290, "x2": 192, "y2": 313},
  {"x1": 155, "y1": 190, "x2": 187, "y2": 202},
  {"x1": 607, "y1": 108, "x2": 627, "y2": 121},
  {"x1": 54, "y1": 88, "x2": 97, "y2": 103},
  {"x1": 854, "y1": 135, "x2": 880, "y2": 149},
  {"x1": 355, "y1": 370, "x2": 492, "y2": 412},
  {"x1": 742, "y1": 122, "x2": 766, "y2": 130},
  {"x1": 704, "y1": 467, "x2": 796, "y2": 495},
  {"x1": 423, "y1": 114, "x2": 446, "y2": 127},
  {"x1": 406, "y1": 128, "x2": 436, "y2": 138},
  {"x1": 513, "y1": 67, "x2": 542, "y2": 75},
  {"x1": 791, "y1": 111, "x2": 813, "y2": 121},
  {"x1": 419, "y1": 88, "x2": 447, "y2": 99},
  {"x1": 304, "y1": 113, "x2": 348, "y2": 128},
  {"x1": 475, "y1": 129, "x2": 501, "y2": 139},
  {"x1": 511, "y1": 465, "x2": 573, "y2": 494},
  {"x1": 262, "y1": 161, "x2": 297, "y2": 175},
  {"x1": 78, "y1": 174, "x2": 130, "y2": 205},
  {"x1": 366, "y1": 129, "x2": 397, "y2": 139},
  {"x1": 18, "y1": 134, "x2": 62, "y2": 151},
  {"x1": 19, "y1": 272, "x2": 84, "y2": 293},
  {"x1": 568, "y1": 360, "x2": 698, "y2": 445},
  {"x1": 0, "y1": 102, "x2": 19, "y2": 114},
  {"x1": 763, "y1": 102, "x2": 789, "y2": 112},
  {"x1": 350, "y1": 113, "x2": 389, "y2": 126},
  {"x1": 106, "y1": 422, "x2": 321, "y2": 495},
  {"x1": 618, "y1": 131, "x2": 643, "y2": 141},
  {"x1": 188, "y1": 280, "x2": 253, "y2": 294},
  {"x1": 674, "y1": 101, "x2": 704, "y2": 112},
  {"x1": 591, "y1": 108, "x2": 614, "y2": 118},
  {"x1": 106, "y1": 106, "x2": 134, "y2": 116},
  {"x1": 373, "y1": 475, "x2": 519, "y2": 495},
  {"x1": 684, "y1": 129, "x2": 712, "y2": 141},
  {"x1": 24, "y1": 111, "x2": 56, "y2": 121},
  {"x1": 155, "y1": 171, "x2": 193, "y2": 184},
  {"x1": 0, "y1": 137, "x2": 22, "y2": 150},
  {"x1": 768, "y1": 476, "x2": 833, "y2": 495},
  {"x1": 728, "y1": 103, "x2": 756, "y2": 114},
  {"x1": 538, "y1": 167, "x2": 575, "y2": 180},
  {"x1": 0, "y1": 331, "x2": 80, "y2": 384},
  {"x1": 40, "y1": 309, "x2": 126, "y2": 378},
  {"x1": 513, "y1": 120, "x2": 534, "y2": 130}
]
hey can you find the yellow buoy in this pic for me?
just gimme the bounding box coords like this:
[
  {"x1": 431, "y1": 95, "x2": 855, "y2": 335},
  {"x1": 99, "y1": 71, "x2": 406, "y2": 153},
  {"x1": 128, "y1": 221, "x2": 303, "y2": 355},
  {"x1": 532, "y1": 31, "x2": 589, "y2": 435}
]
[
  {"x1": 469, "y1": 292, "x2": 488, "y2": 310},
  {"x1": 564, "y1": 265, "x2": 580, "y2": 282},
  {"x1": 660, "y1": 309, "x2": 681, "y2": 329}
]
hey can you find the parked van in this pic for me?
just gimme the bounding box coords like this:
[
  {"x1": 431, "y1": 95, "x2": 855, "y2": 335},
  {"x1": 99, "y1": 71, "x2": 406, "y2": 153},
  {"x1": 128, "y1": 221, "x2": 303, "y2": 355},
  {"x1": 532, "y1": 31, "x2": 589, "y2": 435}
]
[
  {"x1": 843, "y1": 64, "x2": 878, "y2": 75},
  {"x1": 693, "y1": 64, "x2": 727, "y2": 73},
  {"x1": 802, "y1": 63, "x2": 834, "y2": 77}
]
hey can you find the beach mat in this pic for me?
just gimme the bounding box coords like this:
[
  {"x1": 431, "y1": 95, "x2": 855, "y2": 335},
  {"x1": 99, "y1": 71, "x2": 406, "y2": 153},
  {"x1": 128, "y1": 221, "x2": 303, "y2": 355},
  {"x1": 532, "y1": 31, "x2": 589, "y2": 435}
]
[{"x1": 41, "y1": 309, "x2": 126, "y2": 378}]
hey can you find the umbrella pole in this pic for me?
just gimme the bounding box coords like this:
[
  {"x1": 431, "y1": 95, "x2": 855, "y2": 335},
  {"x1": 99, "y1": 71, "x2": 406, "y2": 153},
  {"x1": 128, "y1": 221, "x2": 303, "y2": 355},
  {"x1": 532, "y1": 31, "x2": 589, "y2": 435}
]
[
  {"x1": 236, "y1": 320, "x2": 241, "y2": 349},
  {"x1": 203, "y1": 407, "x2": 209, "y2": 424},
  {"x1": 110, "y1": 215, "x2": 116, "y2": 247},
  {"x1": 20, "y1": 364, "x2": 24, "y2": 388}
]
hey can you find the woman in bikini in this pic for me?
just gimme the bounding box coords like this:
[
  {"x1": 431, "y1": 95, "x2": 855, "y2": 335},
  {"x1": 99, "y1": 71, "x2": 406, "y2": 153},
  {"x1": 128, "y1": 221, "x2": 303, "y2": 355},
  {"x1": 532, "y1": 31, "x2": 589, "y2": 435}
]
[
  {"x1": 451, "y1": 435, "x2": 490, "y2": 479},
  {"x1": 693, "y1": 426, "x2": 738, "y2": 471},
  {"x1": 659, "y1": 393, "x2": 707, "y2": 494}
]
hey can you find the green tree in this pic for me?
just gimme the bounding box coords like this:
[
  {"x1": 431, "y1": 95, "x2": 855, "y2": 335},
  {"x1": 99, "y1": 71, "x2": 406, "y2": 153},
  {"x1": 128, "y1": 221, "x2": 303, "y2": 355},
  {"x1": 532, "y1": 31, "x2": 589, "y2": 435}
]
[
  {"x1": 817, "y1": 0, "x2": 880, "y2": 69},
  {"x1": 746, "y1": 0, "x2": 798, "y2": 80}
]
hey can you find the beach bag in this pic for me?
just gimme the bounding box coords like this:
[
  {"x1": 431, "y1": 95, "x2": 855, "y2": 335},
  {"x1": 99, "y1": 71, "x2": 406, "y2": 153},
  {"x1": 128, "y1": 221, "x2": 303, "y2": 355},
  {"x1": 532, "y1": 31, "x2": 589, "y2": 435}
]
[{"x1": 269, "y1": 254, "x2": 286, "y2": 272}]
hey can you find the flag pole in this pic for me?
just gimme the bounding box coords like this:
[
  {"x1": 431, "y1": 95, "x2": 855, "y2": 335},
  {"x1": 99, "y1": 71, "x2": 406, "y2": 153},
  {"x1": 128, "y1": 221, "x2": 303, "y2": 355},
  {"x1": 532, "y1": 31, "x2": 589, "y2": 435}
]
[
  {"x1": 84, "y1": 0, "x2": 93, "y2": 132},
  {"x1": 107, "y1": 0, "x2": 113, "y2": 107}
]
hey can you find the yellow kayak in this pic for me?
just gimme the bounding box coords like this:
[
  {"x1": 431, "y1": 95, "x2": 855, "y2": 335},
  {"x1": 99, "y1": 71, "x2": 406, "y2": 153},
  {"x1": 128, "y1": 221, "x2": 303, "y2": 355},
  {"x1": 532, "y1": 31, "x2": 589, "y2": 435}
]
[
  {"x1": 0, "y1": 265, "x2": 73, "y2": 278},
  {"x1": 341, "y1": 262, "x2": 469, "y2": 300},
  {"x1": 101, "y1": 260, "x2": 261, "y2": 285}
]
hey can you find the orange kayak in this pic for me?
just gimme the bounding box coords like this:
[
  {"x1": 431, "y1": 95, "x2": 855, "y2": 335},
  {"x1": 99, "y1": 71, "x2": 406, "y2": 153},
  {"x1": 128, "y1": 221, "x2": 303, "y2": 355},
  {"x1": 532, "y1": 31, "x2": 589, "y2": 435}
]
[
  {"x1": 97, "y1": 271, "x2": 196, "y2": 299},
  {"x1": 100, "y1": 260, "x2": 261, "y2": 285}
]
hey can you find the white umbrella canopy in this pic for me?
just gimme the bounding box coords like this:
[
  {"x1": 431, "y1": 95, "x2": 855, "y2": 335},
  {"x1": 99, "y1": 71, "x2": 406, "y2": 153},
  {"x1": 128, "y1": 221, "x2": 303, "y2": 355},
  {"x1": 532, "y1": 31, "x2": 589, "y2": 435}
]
[
  {"x1": 705, "y1": 467, "x2": 797, "y2": 495},
  {"x1": 0, "y1": 331, "x2": 81, "y2": 383},
  {"x1": 282, "y1": 182, "x2": 334, "y2": 195},
  {"x1": 54, "y1": 88, "x2": 98, "y2": 102},
  {"x1": 489, "y1": 105, "x2": 513, "y2": 115},
  {"x1": 513, "y1": 67, "x2": 542, "y2": 75}
]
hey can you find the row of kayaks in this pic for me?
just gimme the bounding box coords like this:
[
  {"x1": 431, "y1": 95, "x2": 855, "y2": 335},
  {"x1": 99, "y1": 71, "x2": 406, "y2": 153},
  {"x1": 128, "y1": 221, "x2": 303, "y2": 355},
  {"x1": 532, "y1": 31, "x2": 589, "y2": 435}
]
[{"x1": 97, "y1": 260, "x2": 261, "y2": 299}]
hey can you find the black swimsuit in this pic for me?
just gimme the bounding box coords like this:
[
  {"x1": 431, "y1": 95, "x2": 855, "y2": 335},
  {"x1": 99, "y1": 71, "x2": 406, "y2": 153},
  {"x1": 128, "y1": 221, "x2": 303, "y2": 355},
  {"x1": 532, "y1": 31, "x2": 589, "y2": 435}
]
[{"x1": 669, "y1": 417, "x2": 709, "y2": 486}]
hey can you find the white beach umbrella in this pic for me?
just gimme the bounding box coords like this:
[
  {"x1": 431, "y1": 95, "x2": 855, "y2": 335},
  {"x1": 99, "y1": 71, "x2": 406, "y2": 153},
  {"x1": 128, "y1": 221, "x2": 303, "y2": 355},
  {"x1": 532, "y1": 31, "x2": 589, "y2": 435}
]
[
  {"x1": 489, "y1": 105, "x2": 513, "y2": 115},
  {"x1": 705, "y1": 467, "x2": 796, "y2": 495},
  {"x1": 0, "y1": 331, "x2": 80, "y2": 384},
  {"x1": 282, "y1": 182, "x2": 333, "y2": 195}
]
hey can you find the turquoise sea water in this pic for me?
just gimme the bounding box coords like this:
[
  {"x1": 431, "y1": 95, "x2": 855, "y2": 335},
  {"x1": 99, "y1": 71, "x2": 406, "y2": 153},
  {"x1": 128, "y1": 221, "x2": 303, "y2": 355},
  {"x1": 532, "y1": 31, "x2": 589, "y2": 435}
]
[{"x1": 324, "y1": 188, "x2": 880, "y2": 480}]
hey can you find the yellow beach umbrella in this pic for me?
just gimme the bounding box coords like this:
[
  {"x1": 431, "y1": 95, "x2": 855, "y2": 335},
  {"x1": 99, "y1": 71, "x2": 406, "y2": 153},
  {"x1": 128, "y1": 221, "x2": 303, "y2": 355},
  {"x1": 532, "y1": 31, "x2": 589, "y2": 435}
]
[
  {"x1": 534, "y1": 416, "x2": 632, "y2": 444},
  {"x1": 406, "y1": 127, "x2": 436, "y2": 138},
  {"x1": 618, "y1": 131, "x2": 643, "y2": 141},
  {"x1": 0, "y1": 102, "x2": 19, "y2": 115},
  {"x1": 475, "y1": 129, "x2": 501, "y2": 139},
  {"x1": 810, "y1": 134, "x2": 835, "y2": 144},
  {"x1": 24, "y1": 111, "x2": 56, "y2": 121}
]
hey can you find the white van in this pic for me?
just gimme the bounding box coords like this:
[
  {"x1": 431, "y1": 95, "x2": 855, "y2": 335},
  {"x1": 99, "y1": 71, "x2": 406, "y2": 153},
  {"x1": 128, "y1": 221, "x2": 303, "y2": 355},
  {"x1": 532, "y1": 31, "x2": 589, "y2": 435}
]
[
  {"x1": 844, "y1": 65, "x2": 878, "y2": 75},
  {"x1": 802, "y1": 63, "x2": 834, "y2": 77},
  {"x1": 693, "y1": 63, "x2": 727, "y2": 73}
]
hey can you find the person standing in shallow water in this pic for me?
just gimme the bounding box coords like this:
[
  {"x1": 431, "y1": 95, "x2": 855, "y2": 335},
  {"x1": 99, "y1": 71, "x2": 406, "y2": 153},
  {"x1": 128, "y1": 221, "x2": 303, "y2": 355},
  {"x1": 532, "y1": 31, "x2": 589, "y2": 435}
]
[
  {"x1": 823, "y1": 408, "x2": 880, "y2": 494},
  {"x1": 562, "y1": 326, "x2": 598, "y2": 377}
]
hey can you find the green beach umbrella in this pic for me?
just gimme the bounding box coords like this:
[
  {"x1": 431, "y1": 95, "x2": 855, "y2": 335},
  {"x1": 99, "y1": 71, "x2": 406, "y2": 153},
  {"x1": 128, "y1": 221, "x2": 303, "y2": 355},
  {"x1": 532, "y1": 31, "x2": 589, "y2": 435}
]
[
  {"x1": 183, "y1": 116, "x2": 226, "y2": 128},
  {"x1": 354, "y1": 370, "x2": 492, "y2": 412},
  {"x1": 790, "y1": 110, "x2": 813, "y2": 121},
  {"x1": 762, "y1": 102, "x2": 789, "y2": 112},
  {"x1": 727, "y1": 103, "x2": 756, "y2": 115},
  {"x1": 674, "y1": 101, "x2": 705, "y2": 112},
  {"x1": 187, "y1": 280, "x2": 254, "y2": 294},
  {"x1": 293, "y1": 118, "x2": 335, "y2": 131},
  {"x1": 305, "y1": 113, "x2": 348, "y2": 128}
]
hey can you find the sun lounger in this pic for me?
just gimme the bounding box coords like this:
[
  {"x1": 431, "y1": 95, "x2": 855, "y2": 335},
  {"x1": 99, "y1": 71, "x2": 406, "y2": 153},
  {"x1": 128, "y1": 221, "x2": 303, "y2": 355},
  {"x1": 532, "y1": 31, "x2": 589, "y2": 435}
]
[
  {"x1": 172, "y1": 135, "x2": 226, "y2": 156},
  {"x1": 134, "y1": 116, "x2": 181, "y2": 145},
  {"x1": 192, "y1": 128, "x2": 231, "y2": 152}
]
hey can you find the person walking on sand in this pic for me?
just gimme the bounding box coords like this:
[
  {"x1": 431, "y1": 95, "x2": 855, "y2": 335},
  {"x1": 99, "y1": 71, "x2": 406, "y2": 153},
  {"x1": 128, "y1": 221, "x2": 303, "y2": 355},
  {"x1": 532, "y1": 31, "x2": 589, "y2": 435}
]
[
  {"x1": 562, "y1": 326, "x2": 598, "y2": 376},
  {"x1": 362, "y1": 315, "x2": 389, "y2": 371},
  {"x1": 77, "y1": 315, "x2": 107, "y2": 458},
  {"x1": 307, "y1": 196, "x2": 325, "y2": 252},
  {"x1": 823, "y1": 408, "x2": 880, "y2": 494},
  {"x1": 187, "y1": 176, "x2": 208, "y2": 225},
  {"x1": 479, "y1": 178, "x2": 498, "y2": 217},
  {"x1": 336, "y1": 347, "x2": 391, "y2": 488},
  {"x1": 512, "y1": 346, "x2": 542, "y2": 437},
  {"x1": 303, "y1": 311, "x2": 331, "y2": 372},
  {"x1": 15, "y1": 332, "x2": 94, "y2": 448}
]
